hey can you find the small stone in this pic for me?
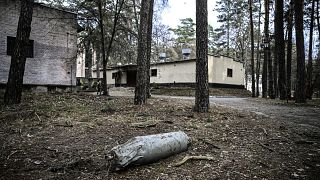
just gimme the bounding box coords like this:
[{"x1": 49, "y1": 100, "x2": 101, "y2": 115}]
[
  {"x1": 293, "y1": 172, "x2": 299, "y2": 177},
  {"x1": 34, "y1": 160, "x2": 42, "y2": 165}
]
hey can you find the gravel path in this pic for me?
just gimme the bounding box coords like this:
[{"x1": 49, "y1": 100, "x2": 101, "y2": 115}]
[
  {"x1": 108, "y1": 87, "x2": 320, "y2": 129},
  {"x1": 211, "y1": 97, "x2": 320, "y2": 128},
  {"x1": 155, "y1": 95, "x2": 320, "y2": 129}
]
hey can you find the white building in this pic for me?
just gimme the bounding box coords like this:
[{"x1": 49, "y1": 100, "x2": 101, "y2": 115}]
[{"x1": 83, "y1": 55, "x2": 245, "y2": 88}]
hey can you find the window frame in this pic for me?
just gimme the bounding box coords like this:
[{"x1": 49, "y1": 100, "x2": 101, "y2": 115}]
[
  {"x1": 227, "y1": 68, "x2": 233, "y2": 77},
  {"x1": 7, "y1": 36, "x2": 34, "y2": 58},
  {"x1": 151, "y1": 69, "x2": 157, "y2": 77}
]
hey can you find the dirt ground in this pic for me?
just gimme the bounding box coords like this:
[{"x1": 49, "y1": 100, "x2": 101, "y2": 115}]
[{"x1": 0, "y1": 92, "x2": 320, "y2": 180}]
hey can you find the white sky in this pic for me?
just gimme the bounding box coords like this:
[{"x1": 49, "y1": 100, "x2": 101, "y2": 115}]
[{"x1": 161, "y1": 0, "x2": 219, "y2": 29}]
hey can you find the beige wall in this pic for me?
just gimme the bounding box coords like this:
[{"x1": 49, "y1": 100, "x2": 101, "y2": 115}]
[
  {"x1": 150, "y1": 56, "x2": 244, "y2": 86},
  {"x1": 208, "y1": 56, "x2": 244, "y2": 86},
  {"x1": 150, "y1": 60, "x2": 196, "y2": 84},
  {"x1": 92, "y1": 69, "x2": 127, "y2": 85}
]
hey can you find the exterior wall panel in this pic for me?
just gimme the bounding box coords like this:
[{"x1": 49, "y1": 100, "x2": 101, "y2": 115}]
[
  {"x1": 210, "y1": 56, "x2": 244, "y2": 86},
  {"x1": 0, "y1": 1, "x2": 77, "y2": 87},
  {"x1": 150, "y1": 61, "x2": 196, "y2": 84}
]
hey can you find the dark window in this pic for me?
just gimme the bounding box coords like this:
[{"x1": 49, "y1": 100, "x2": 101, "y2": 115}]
[
  {"x1": 227, "y1": 68, "x2": 233, "y2": 77},
  {"x1": 151, "y1": 69, "x2": 157, "y2": 77},
  {"x1": 112, "y1": 72, "x2": 117, "y2": 79},
  {"x1": 7, "y1": 36, "x2": 34, "y2": 58}
]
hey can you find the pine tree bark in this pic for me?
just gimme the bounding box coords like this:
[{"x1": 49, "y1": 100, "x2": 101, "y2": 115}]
[
  {"x1": 134, "y1": 0, "x2": 151, "y2": 105},
  {"x1": 226, "y1": 1, "x2": 230, "y2": 56},
  {"x1": 294, "y1": 0, "x2": 306, "y2": 103},
  {"x1": 317, "y1": 0, "x2": 320, "y2": 42},
  {"x1": 98, "y1": 0, "x2": 108, "y2": 95},
  {"x1": 265, "y1": 0, "x2": 275, "y2": 99},
  {"x1": 249, "y1": 0, "x2": 255, "y2": 97},
  {"x1": 256, "y1": 0, "x2": 262, "y2": 97},
  {"x1": 146, "y1": 0, "x2": 154, "y2": 99},
  {"x1": 84, "y1": 21, "x2": 92, "y2": 78},
  {"x1": 4, "y1": 0, "x2": 34, "y2": 105},
  {"x1": 275, "y1": 0, "x2": 286, "y2": 100},
  {"x1": 286, "y1": 0, "x2": 293, "y2": 99},
  {"x1": 273, "y1": 47, "x2": 279, "y2": 98},
  {"x1": 306, "y1": 0, "x2": 315, "y2": 100},
  {"x1": 195, "y1": 0, "x2": 209, "y2": 112},
  {"x1": 262, "y1": 0, "x2": 268, "y2": 98}
]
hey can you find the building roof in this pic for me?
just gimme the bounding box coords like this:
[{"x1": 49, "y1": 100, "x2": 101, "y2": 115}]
[
  {"x1": 151, "y1": 54, "x2": 243, "y2": 66},
  {"x1": 34, "y1": 2, "x2": 77, "y2": 15},
  {"x1": 103, "y1": 55, "x2": 243, "y2": 71}
]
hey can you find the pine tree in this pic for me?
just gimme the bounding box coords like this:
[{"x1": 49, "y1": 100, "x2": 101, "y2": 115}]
[
  {"x1": 286, "y1": 0, "x2": 293, "y2": 99},
  {"x1": 249, "y1": 0, "x2": 255, "y2": 97},
  {"x1": 275, "y1": 0, "x2": 286, "y2": 100},
  {"x1": 146, "y1": 0, "x2": 154, "y2": 98},
  {"x1": 306, "y1": 0, "x2": 315, "y2": 99},
  {"x1": 294, "y1": 0, "x2": 306, "y2": 103},
  {"x1": 4, "y1": 0, "x2": 34, "y2": 105},
  {"x1": 256, "y1": 0, "x2": 262, "y2": 97},
  {"x1": 265, "y1": 0, "x2": 275, "y2": 99},
  {"x1": 195, "y1": 0, "x2": 209, "y2": 112},
  {"x1": 134, "y1": 0, "x2": 153, "y2": 105}
]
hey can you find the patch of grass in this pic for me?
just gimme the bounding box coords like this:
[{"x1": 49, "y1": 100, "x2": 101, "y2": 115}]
[
  {"x1": 206, "y1": 117, "x2": 213, "y2": 123},
  {"x1": 101, "y1": 100, "x2": 117, "y2": 114},
  {"x1": 308, "y1": 98, "x2": 320, "y2": 107},
  {"x1": 252, "y1": 98, "x2": 320, "y2": 108}
]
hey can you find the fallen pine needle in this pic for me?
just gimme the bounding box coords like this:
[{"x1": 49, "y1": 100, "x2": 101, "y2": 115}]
[
  {"x1": 35, "y1": 112, "x2": 42, "y2": 122},
  {"x1": 173, "y1": 155, "x2": 215, "y2": 167}
]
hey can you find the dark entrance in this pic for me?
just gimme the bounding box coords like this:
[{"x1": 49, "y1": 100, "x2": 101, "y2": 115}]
[{"x1": 127, "y1": 70, "x2": 136, "y2": 87}]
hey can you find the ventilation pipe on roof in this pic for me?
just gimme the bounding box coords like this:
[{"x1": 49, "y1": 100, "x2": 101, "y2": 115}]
[
  {"x1": 182, "y1": 48, "x2": 191, "y2": 60},
  {"x1": 159, "y1": 53, "x2": 166, "y2": 62}
]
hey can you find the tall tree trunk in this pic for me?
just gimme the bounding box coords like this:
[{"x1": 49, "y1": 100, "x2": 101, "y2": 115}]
[
  {"x1": 294, "y1": 0, "x2": 306, "y2": 103},
  {"x1": 195, "y1": 0, "x2": 209, "y2": 112},
  {"x1": 262, "y1": 0, "x2": 268, "y2": 98},
  {"x1": 99, "y1": 0, "x2": 124, "y2": 95},
  {"x1": 84, "y1": 42, "x2": 92, "y2": 78},
  {"x1": 275, "y1": 0, "x2": 286, "y2": 100},
  {"x1": 273, "y1": 45, "x2": 278, "y2": 98},
  {"x1": 317, "y1": 0, "x2": 320, "y2": 42},
  {"x1": 286, "y1": 0, "x2": 293, "y2": 99},
  {"x1": 146, "y1": 0, "x2": 154, "y2": 99},
  {"x1": 134, "y1": 0, "x2": 151, "y2": 105},
  {"x1": 84, "y1": 21, "x2": 92, "y2": 78},
  {"x1": 273, "y1": 3, "x2": 279, "y2": 99},
  {"x1": 256, "y1": 0, "x2": 262, "y2": 97},
  {"x1": 265, "y1": 0, "x2": 275, "y2": 99},
  {"x1": 273, "y1": 50, "x2": 278, "y2": 97},
  {"x1": 249, "y1": 0, "x2": 255, "y2": 97},
  {"x1": 4, "y1": 0, "x2": 34, "y2": 105},
  {"x1": 96, "y1": 49, "x2": 101, "y2": 79},
  {"x1": 98, "y1": 0, "x2": 108, "y2": 95},
  {"x1": 306, "y1": 0, "x2": 315, "y2": 99},
  {"x1": 227, "y1": 0, "x2": 230, "y2": 56}
]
